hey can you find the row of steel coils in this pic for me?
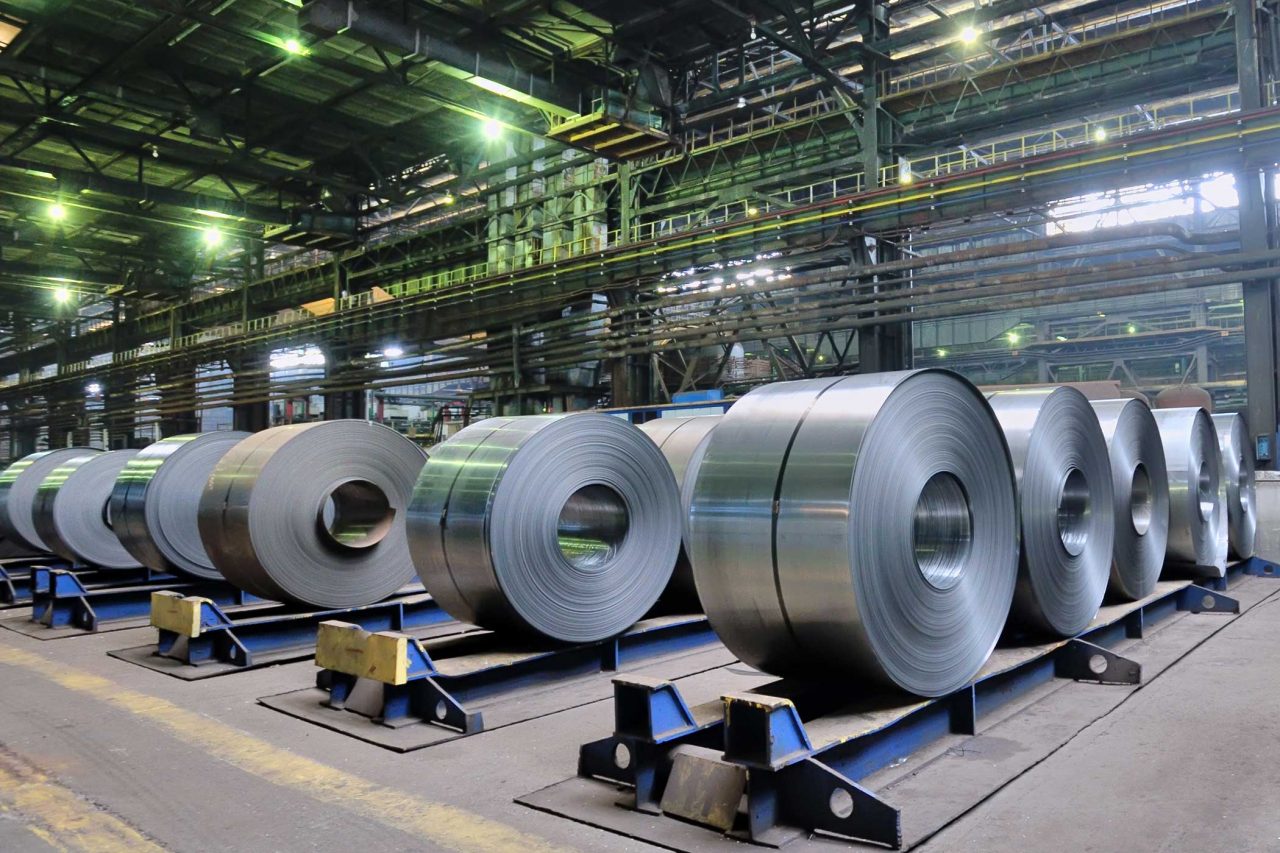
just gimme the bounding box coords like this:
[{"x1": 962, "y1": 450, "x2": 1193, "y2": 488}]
[{"x1": 0, "y1": 369, "x2": 1256, "y2": 698}]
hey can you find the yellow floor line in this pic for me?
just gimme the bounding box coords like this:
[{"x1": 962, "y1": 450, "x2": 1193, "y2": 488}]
[
  {"x1": 0, "y1": 744, "x2": 164, "y2": 852},
  {"x1": 0, "y1": 645, "x2": 569, "y2": 853}
]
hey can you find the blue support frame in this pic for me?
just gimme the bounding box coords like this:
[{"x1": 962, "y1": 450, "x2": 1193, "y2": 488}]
[
  {"x1": 0, "y1": 558, "x2": 73, "y2": 605},
  {"x1": 322, "y1": 615, "x2": 717, "y2": 737},
  {"x1": 1203, "y1": 555, "x2": 1280, "y2": 591},
  {"x1": 30, "y1": 567, "x2": 233, "y2": 631},
  {"x1": 155, "y1": 595, "x2": 451, "y2": 669},
  {"x1": 577, "y1": 581, "x2": 1238, "y2": 849}
]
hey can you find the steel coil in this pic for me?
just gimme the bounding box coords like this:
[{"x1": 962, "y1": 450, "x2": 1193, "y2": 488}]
[
  {"x1": 1153, "y1": 407, "x2": 1223, "y2": 572},
  {"x1": 409, "y1": 414, "x2": 682, "y2": 643},
  {"x1": 110, "y1": 431, "x2": 250, "y2": 579},
  {"x1": 637, "y1": 416, "x2": 721, "y2": 607},
  {"x1": 199, "y1": 421, "x2": 426, "y2": 607},
  {"x1": 1090, "y1": 399, "x2": 1170, "y2": 601},
  {"x1": 33, "y1": 450, "x2": 142, "y2": 568},
  {"x1": 688, "y1": 370, "x2": 1019, "y2": 697},
  {"x1": 987, "y1": 387, "x2": 1113, "y2": 637},
  {"x1": 1212, "y1": 413, "x2": 1255, "y2": 560},
  {"x1": 0, "y1": 448, "x2": 102, "y2": 553}
]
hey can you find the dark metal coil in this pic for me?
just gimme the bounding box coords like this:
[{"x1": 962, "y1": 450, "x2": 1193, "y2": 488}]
[
  {"x1": 1211, "y1": 412, "x2": 1255, "y2": 560},
  {"x1": 33, "y1": 450, "x2": 142, "y2": 568},
  {"x1": 199, "y1": 421, "x2": 426, "y2": 607},
  {"x1": 1153, "y1": 407, "x2": 1223, "y2": 573},
  {"x1": 0, "y1": 448, "x2": 102, "y2": 553},
  {"x1": 1090, "y1": 399, "x2": 1170, "y2": 601},
  {"x1": 408, "y1": 414, "x2": 682, "y2": 643},
  {"x1": 688, "y1": 370, "x2": 1020, "y2": 697},
  {"x1": 110, "y1": 431, "x2": 250, "y2": 578},
  {"x1": 988, "y1": 387, "x2": 1114, "y2": 637},
  {"x1": 637, "y1": 415, "x2": 721, "y2": 608}
]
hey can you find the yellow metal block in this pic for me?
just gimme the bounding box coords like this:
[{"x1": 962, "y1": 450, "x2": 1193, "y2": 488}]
[
  {"x1": 315, "y1": 620, "x2": 410, "y2": 685},
  {"x1": 149, "y1": 592, "x2": 210, "y2": 637}
]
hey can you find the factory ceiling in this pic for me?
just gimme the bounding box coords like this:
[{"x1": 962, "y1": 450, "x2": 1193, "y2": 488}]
[{"x1": 0, "y1": 0, "x2": 855, "y2": 315}]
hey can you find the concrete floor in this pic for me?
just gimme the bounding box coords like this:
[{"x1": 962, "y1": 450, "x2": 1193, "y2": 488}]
[{"x1": 0, "y1": 578, "x2": 1276, "y2": 852}]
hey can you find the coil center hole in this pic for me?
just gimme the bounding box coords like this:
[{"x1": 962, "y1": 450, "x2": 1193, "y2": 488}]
[
  {"x1": 557, "y1": 484, "x2": 629, "y2": 571},
  {"x1": 1057, "y1": 467, "x2": 1091, "y2": 557},
  {"x1": 1238, "y1": 460, "x2": 1252, "y2": 514},
  {"x1": 101, "y1": 496, "x2": 114, "y2": 531},
  {"x1": 1129, "y1": 463, "x2": 1152, "y2": 537},
  {"x1": 318, "y1": 479, "x2": 395, "y2": 550},
  {"x1": 1196, "y1": 462, "x2": 1214, "y2": 522},
  {"x1": 912, "y1": 472, "x2": 972, "y2": 591}
]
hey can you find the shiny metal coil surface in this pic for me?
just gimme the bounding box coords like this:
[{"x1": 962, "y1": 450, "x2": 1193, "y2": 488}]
[
  {"x1": 33, "y1": 450, "x2": 142, "y2": 568},
  {"x1": 1211, "y1": 413, "x2": 1256, "y2": 560},
  {"x1": 199, "y1": 421, "x2": 426, "y2": 607},
  {"x1": 409, "y1": 413, "x2": 682, "y2": 643},
  {"x1": 0, "y1": 448, "x2": 102, "y2": 552},
  {"x1": 637, "y1": 415, "x2": 721, "y2": 607},
  {"x1": 110, "y1": 431, "x2": 250, "y2": 578},
  {"x1": 1152, "y1": 407, "x2": 1223, "y2": 573},
  {"x1": 1090, "y1": 399, "x2": 1170, "y2": 601},
  {"x1": 688, "y1": 369, "x2": 1019, "y2": 697},
  {"x1": 987, "y1": 387, "x2": 1113, "y2": 637}
]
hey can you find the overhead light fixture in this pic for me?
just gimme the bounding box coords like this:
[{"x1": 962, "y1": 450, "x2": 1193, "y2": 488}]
[
  {"x1": 53, "y1": 286, "x2": 71, "y2": 303},
  {"x1": 746, "y1": 206, "x2": 759, "y2": 216},
  {"x1": 283, "y1": 37, "x2": 307, "y2": 55},
  {"x1": 442, "y1": 192, "x2": 455, "y2": 205},
  {"x1": 737, "y1": 96, "x2": 747, "y2": 109},
  {"x1": 1093, "y1": 126, "x2": 1108, "y2": 142},
  {"x1": 482, "y1": 118, "x2": 503, "y2": 140},
  {"x1": 1007, "y1": 331, "x2": 1021, "y2": 345},
  {"x1": 1127, "y1": 323, "x2": 1137, "y2": 334},
  {"x1": 936, "y1": 348, "x2": 948, "y2": 358},
  {"x1": 85, "y1": 382, "x2": 102, "y2": 396},
  {"x1": 202, "y1": 226, "x2": 223, "y2": 248},
  {"x1": 382, "y1": 345, "x2": 405, "y2": 359},
  {"x1": 960, "y1": 25, "x2": 979, "y2": 44},
  {"x1": 48, "y1": 202, "x2": 66, "y2": 221}
]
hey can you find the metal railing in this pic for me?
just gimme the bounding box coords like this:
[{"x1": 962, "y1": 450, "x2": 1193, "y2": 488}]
[{"x1": 39, "y1": 80, "x2": 1277, "y2": 381}]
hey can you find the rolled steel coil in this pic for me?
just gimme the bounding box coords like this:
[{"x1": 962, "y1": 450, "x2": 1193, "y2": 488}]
[
  {"x1": 0, "y1": 448, "x2": 102, "y2": 552},
  {"x1": 688, "y1": 370, "x2": 1020, "y2": 697},
  {"x1": 199, "y1": 421, "x2": 426, "y2": 607},
  {"x1": 110, "y1": 431, "x2": 250, "y2": 579},
  {"x1": 988, "y1": 387, "x2": 1113, "y2": 637},
  {"x1": 1211, "y1": 413, "x2": 1256, "y2": 560},
  {"x1": 33, "y1": 450, "x2": 142, "y2": 568},
  {"x1": 409, "y1": 414, "x2": 682, "y2": 643},
  {"x1": 1153, "y1": 407, "x2": 1223, "y2": 572},
  {"x1": 637, "y1": 415, "x2": 721, "y2": 607},
  {"x1": 1090, "y1": 399, "x2": 1170, "y2": 601}
]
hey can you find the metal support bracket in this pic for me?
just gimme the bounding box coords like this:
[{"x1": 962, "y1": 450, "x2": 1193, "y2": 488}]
[
  {"x1": 770, "y1": 758, "x2": 902, "y2": 849},
  {"x1": 1176, "y1": 584, "x2": 1240, "y2": 614},
  {"x1": 313, "y1": 616, "x2": 716, "y2": 741},
  {"x1": 1054, "y1": 639, "x2": 1141, "y2": 684},
  {"x1": 722, "y1": 693, "x2": 814, "y2": 770},
  {"x1": 152, "y1": 592, "x2": 445, "y2": 669},
  {"x1": 32, "y1": 567, "x2": 217, "y2": 631}
]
